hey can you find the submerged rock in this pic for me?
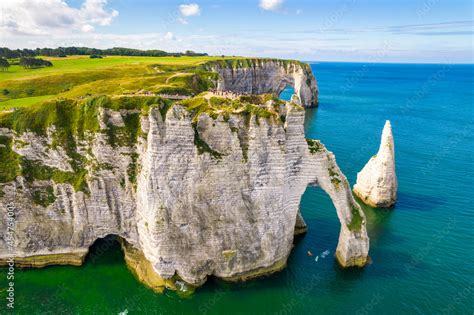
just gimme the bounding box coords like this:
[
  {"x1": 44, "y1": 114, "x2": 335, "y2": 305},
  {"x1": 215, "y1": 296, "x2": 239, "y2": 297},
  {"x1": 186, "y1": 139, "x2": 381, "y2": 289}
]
[{"x1": 353, "y1": 120, "x2": 397, "y2": 208}]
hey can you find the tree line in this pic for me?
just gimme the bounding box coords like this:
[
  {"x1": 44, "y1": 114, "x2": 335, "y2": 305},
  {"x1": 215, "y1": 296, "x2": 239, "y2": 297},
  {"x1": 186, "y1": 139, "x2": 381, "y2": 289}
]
[{"x1": 0, "y1": 47, "x2": 208, "y2": 59}]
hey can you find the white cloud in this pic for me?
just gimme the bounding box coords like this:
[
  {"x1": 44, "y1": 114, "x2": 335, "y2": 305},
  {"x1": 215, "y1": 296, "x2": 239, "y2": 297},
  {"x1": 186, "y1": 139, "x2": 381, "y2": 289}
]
[
  {"x1": 1, "y1": 28, "x2": 471, "y2": 63},
  {"x1": 81, "y1": 24, "x2": 95, "y2": 33},
  {"x1": 179, "y1": 3, "x2": 201, "y2": 17},
  {"x1": 164, "y1": 31, "x2": 175, "y2": 40},
  {"x1": 80, "y1": 0, "x2": 119, "y2": 26},
  {"x1": 259, "y1": 0, "x2": 284, "y2": 11},
  {"x1": 0, "y1": 0, "x2": 119, "y2": 35},
  {"x1": 296, "y1": 9, "x2": 302, "y2": 15},
  {"x1": 177, "y1": 17, "x2": 189, "y2": 25}
]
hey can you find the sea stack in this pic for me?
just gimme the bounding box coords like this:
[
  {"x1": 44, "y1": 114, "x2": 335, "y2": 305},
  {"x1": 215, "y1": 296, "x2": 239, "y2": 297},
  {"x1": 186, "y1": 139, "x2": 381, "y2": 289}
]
[{"x1": 353, "y1": 120, "x2": 397, "y2": 208}]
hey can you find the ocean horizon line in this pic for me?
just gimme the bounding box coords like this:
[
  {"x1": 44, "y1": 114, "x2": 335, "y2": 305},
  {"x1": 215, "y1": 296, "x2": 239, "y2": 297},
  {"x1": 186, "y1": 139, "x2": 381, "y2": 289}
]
[{"x1": 302, "y1": 60, "x2": 474, "y2": 65}]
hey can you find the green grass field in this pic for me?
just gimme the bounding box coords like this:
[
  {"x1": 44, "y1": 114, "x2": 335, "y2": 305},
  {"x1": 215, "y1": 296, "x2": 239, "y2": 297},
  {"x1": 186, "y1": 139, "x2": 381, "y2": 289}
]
[
  {"x1": 0, "y1": 55, "x2": 240, "y2": 110},
  {"x1": 0, "y1": 55, "x2": 299, "y2": 112},
  {"x1": 0, "y1": 55, "x2": 225, "y2": 82},
  {"x1": 0, "y1": 95, "x2": 56, "y2": 110}
]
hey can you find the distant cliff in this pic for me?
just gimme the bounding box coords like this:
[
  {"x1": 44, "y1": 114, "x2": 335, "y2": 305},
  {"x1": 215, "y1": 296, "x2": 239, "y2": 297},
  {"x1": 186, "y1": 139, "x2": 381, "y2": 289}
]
[{"x1": 203, "y1": 58, "x2": 319, "y2": 107}]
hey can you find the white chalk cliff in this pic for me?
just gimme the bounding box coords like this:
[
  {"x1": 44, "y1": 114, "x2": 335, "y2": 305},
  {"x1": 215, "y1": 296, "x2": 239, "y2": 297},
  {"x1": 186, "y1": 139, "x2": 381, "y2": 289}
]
[
  {"x1": 0, "y1": 61, "x2": 368, "y2": 293},
  {"x1": 205, "y1": 59, "x2": 319, "y2": 107},
  {"x1": 353, "y1": 120, "x2": 397, "y2": 208}
]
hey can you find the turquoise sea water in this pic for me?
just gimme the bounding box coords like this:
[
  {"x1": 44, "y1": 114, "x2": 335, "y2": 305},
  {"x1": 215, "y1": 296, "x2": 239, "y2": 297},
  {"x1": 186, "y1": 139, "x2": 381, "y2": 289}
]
[{"x1": 1, "y1": 62, "x2": 473, "y2": 314}]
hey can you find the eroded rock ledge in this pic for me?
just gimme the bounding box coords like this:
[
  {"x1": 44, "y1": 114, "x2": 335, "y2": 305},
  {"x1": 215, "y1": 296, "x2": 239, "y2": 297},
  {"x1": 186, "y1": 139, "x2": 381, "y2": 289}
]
[{"x1": 0, "y1": 94, "x2": 367, "y2": 293}]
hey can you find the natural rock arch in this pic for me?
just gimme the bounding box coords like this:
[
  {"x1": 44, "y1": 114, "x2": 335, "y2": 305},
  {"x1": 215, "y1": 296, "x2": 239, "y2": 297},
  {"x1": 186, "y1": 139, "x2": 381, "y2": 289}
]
[
  {"x1": 206, "y1": 59, "x2": 319, "y2": 107},
  {"x1": 303, "y1": 142, "x2": 369, "y2": 267},
  {"x1": 0, "y1": 93, "x2": 367, "y2": 292},
  {"x1": 278, "y1": 84, "x2": 296, "y2": 101},
  {"x1": 134, "y1": 102, "x2": 369, "y2": 287}
]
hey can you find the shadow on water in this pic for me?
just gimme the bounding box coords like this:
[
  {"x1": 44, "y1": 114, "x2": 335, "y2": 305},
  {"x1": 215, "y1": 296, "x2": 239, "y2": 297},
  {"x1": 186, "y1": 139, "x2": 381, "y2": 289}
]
[
  {"x1": 304, "y1": 107, "x2": 319, "y2": 133},
  {"x1": 354, "y1": 196, "x2": 400, "y2": 242},
  {"x1": 346, "y1": 199, "x2": 433, "y2": 281},
  {"x1": 396, "y1": 191, "x2": 446, "y2": 211},
  {"x1": 355, "y1": 196, "x2": 395, "y2": 222},
  {"x1": 326, "y1": 247, "x2": 426, "y2": 287}
]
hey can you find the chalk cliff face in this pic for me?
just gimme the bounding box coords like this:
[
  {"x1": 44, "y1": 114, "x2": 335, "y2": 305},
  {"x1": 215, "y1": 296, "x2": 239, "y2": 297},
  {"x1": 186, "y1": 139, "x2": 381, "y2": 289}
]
[
  {"x1": 353, "y1": 120, "x2": 397, "y2": 208},
  {"x1": 205, "y1": 59, "x2": 319, "y2": 107},
  {"x1": 0, "y1": 60, "x2": 367, "y2": 293},
  {"x1": 0, "y1": 108, "x2": 142, "y2": 266},
  {"x1": 0, "y1": 99, "x2": 368, "y2": 290}
]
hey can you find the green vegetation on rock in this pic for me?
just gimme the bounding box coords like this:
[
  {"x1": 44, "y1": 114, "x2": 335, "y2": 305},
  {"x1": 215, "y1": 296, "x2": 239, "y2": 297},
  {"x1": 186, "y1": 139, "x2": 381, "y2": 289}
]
[
  {"x1": 32, "y1": 186, "x2": 56, "y2": 207},
  {"x1": 193, "y1": 123, "x2": 223, "y2": 160},
  {"x1": 178, "y1": 94, "x2": 281, "y2": 124},
  {"x1": 127, "y1": 153, "x2": 140, "y2": 188},
  {"x1": 21, "y1": 158, "x2": 88, "y2": 192},
  {"x1": 327, "y1": 164, "x2": 342, "y2": 189},
  {"x1": 0, "y1": 98, "x2": 99, "y2": 138},
  {"x1": 105, "y1": 111, "x2": 141, "y2": 148},
  {"x1": 0, "y1": 95, "x2": 180, "y2": 189},
  {"x1": 306, "y1": 139, "x2": 322, "y2": 154},
  {"x1": 202, "y1": 58, "x2": 306, "y2": 70},
  {"x1": 347, "y1": 205, "x2": 363, "y2": 232},
  {"x1": 0, "y1": 135, "x2": 21, "y2": 182}
]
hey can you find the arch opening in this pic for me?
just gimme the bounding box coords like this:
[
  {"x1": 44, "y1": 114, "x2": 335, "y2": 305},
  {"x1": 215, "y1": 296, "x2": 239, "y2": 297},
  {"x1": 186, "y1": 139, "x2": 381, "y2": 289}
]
[
  {"x1": 295, "y1": 141, "x2": 370, "y2": 267},
  {"x1": 278, "y1": 84, "x2": 295, "y2": 101},
  {"x1": 294, "y1": 186, "x2": 343, "y2": 254},
  {"x1": 84, "y1": 234, "x2": 126, "y2": 266}
]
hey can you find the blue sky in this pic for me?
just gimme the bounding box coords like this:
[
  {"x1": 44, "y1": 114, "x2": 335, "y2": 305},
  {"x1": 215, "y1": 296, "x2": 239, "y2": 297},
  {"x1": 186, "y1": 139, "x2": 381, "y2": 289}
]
[{"x1": 1, "y1": 0, "x2": 473, "y2": 63}]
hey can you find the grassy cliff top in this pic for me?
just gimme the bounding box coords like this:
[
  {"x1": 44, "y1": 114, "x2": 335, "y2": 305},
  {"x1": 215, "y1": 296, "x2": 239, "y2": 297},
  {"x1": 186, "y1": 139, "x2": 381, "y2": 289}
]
[
  {"x1": 201, "y1": 57, "x2": 308, "y2": 70},
  {"x1": 0, "y1": 55, "x2": 220, "y2": 82},
  {"x1": 0, "y1": 55, "x2": 219, "y2": 110},
  {"x1": 0, "y1": 55, "x2": 306, "y2": 111},
  {"x1": 0, "y1": 93, "x2": 299, "y2": 135}
]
